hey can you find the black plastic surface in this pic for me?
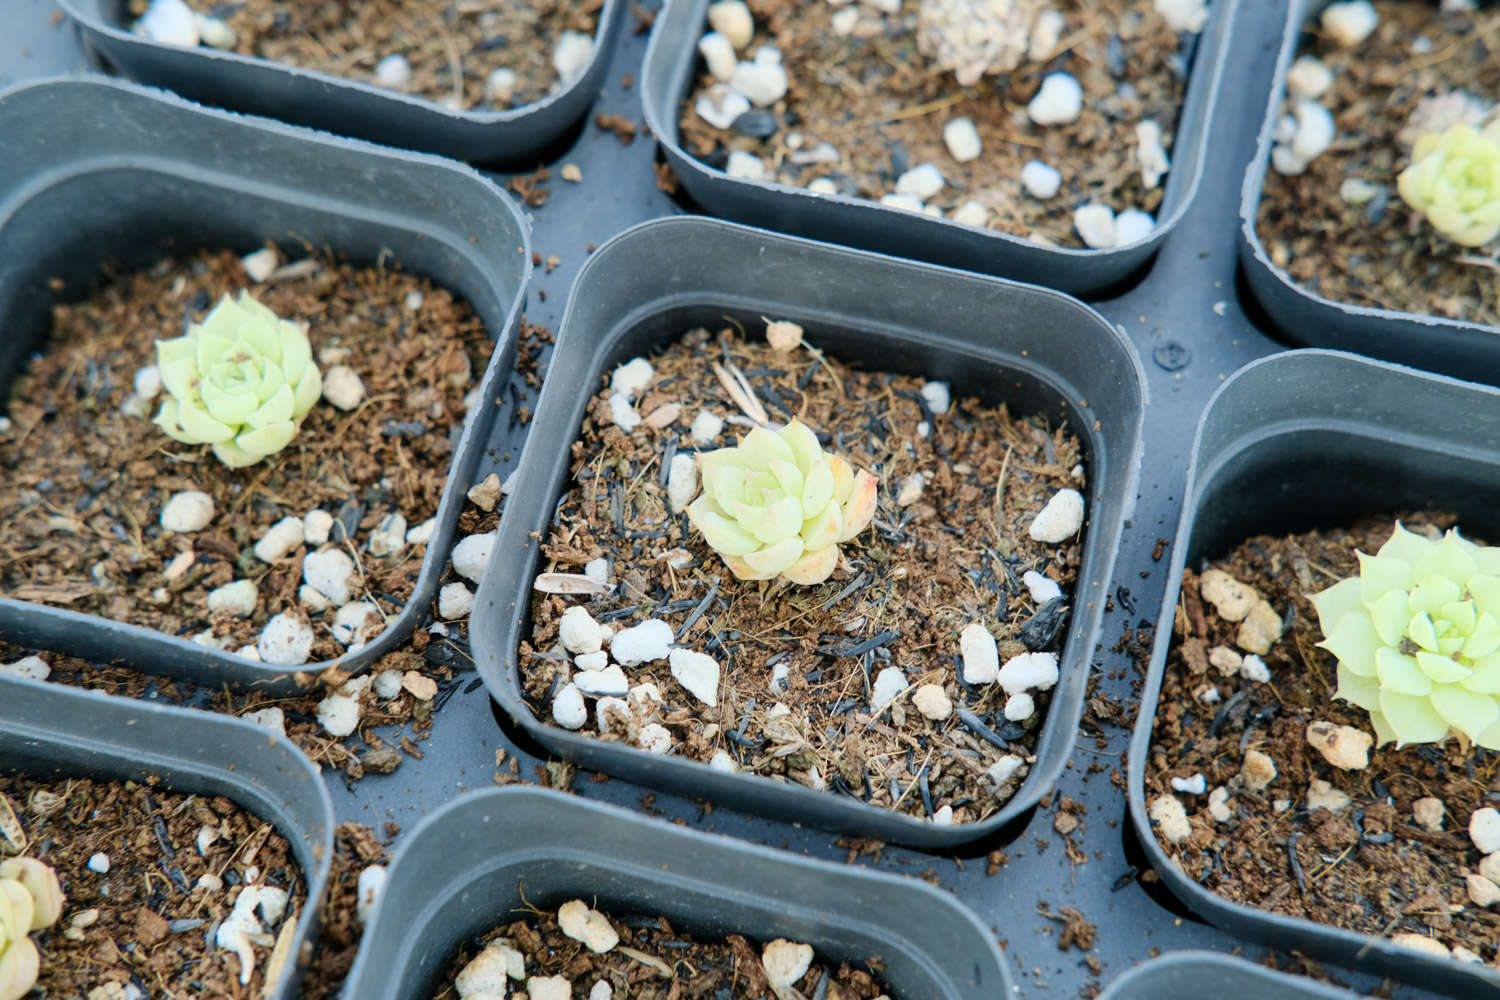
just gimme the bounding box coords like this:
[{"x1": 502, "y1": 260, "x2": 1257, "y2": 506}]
[
  {"x1": 0, "y1": 674, "x2": 335, "y2": 1000},
  {"x1": 640, "y1": 0, "x2": 1236, "y2": 296},
  {"x1": 3, "y1": 1, "x2": 1469, "y2": 996},
  {"x1": 345, "y1": 786, "x2": 1014, "y2": 999},
  {"x1": 57, "y1": 0, "x2": 627, "y2": 164},
  {"x1": 1238, "y1": 0, "x2": 1500, "y2": 382},
  {"x1": 0, "y1": 76, "x2": 531, "y2": 690},
  {"x1": 472, "y1": 215, "x2": 1144, "y2": 847}
]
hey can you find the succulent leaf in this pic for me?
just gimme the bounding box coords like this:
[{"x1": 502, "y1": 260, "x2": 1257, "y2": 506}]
[
  {"x1": 1312, "y1": 523, "x2": 1500, "y2": 749},
  {"x1": 686, "y1": 419, "x2": 878, "y2": 585},
  {"x1": 1396, "y1": 123, "x2": 1500, "y2": 247},
  {"x1": 151, "y1": 292, "x2": 322, "y2": 468}
]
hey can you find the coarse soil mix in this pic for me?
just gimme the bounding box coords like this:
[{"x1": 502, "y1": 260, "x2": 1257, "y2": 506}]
[
  {"x1": 435, "y1": 903, "x2": 894, "y2": 999},
  {"x1": 301, "y1": 822, "x2": 390, "y2": 1000},
  {"x1": 124, "y1": 0, "x2": 602, "y2": 111},
  {"x1": 0, "y1": 248, "x2": 493, "y2": 665},
  {"x1": 1255, "y1": 0, "x2": 1500, "y2": 329},
  {"x1": 520, "y1": 325, "x2": 1086, "y2": 824},
  {"x1": 1146, "y1": 513, "x2": 1500, "y2": 959},
  {"x1": 678, "y1": 0, "x2": 1192, "y2": 247},
  {"x1": 0, "y1": 773, "x2": 305, "y2": 998}
]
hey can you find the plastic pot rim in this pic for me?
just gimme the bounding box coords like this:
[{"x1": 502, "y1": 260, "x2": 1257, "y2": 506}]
[
  {"x1": 1126, "y1": 347, "x2": 1500, "y2": 991},
  {"x1": 640, "y1": 0, "x2": 1239, "y2": 294},
  {"x1": 0, "y1": 672, "x2": 335, "y2": 1000},
  {"x1": 0, "y1": 75, "x2": 533, "y2": 690},
  {"x1": 1236, "y1": 0, "x2": 1500, "y2": 363},
  {"x1": 474, "y1": 214, "x2": 1146, "y2": 848},
  {"x1": 57, "y1": 0, "x2": 627, "y2": 151}
]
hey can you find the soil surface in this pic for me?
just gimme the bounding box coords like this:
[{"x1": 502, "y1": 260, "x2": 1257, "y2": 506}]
[
  {"x1": 0, "y1": 248, "x2": 492, "y2": 665},
  {"x1": 1256, "y1": 0, "x2": 1500, "y2": 329},
  {"x1": 436, "y1": 902, "x2": 893, "y2": 999},
  {"x1": 300, "y1": 822, "x2": 390, "y2": 1000},
  {"x1": 0, "y1": 773, "x2": 304, "y2": 998},
  {"x1": 521, "y1": 323, "x2": 1085, "y2": 824},
  {"x1": 1146, "y1": 513, "x2": 1500, "y2": 961},
  {"x1": 126, "y1": 0, "x2": 602, "y2": 111},
  {"x1": 679, "y1": 0, "x2": 1192, "y2": 247}
]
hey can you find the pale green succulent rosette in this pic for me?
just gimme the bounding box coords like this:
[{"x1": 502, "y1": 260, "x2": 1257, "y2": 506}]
[
  {"x1": 1396, "y1": 122, "x2": 1500, "y2": 248},
  {"x1": 687, "y1": 419, "x2": 877, "y2": 585},
  {"x1": 153, "y1": 292, "x2": 323, "y2": 468},
  {"x1": 1311, "y1": 522, "x2": 1500, "y2": 750}
]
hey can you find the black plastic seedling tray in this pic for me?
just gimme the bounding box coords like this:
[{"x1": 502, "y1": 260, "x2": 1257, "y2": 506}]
[
  {"x1": 1238, "y1": 0, "x2": 1500, "y2": 383},
  {"x1": 1128, "y1": 350, "x2": 1500, "y2": 997},
  {"x1": 0, "y1": 76, "x2": 530, "y2": 690},
  {"x1": 1, "y1": 675, "x2": 335, "y2": 1000},
  {"x1": 473, "y1": 215, "x2": 1144, "y2": 848},
  {"x1": 2, "y1": 1, "x2": 1476, "y2": 996},
  {"x1": 59, "y1": 0, "x2": 628, "y2": 164},
  {"x1": 346, "y1": 786, "x2": 1013, "y2": 999},
  {"x1": 641, "y1": 0, "x2": 1237, "y2": 296}
]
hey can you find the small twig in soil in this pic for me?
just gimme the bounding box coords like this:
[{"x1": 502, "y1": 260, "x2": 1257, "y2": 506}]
[
  {"x1": 675, "y1": 577, "x2": 720, "y2": 639},
  {"x1": 1287, "y1": 832, "x2": 1307, "y2": 893},
  {"x1": 1455, "y1": 254, "x2": 1500, "y2": 274},
  {"x1": 711, "y1": 360, "x2": 769, "y2": 426},
  {"x1": 435, "y1": 20, "x2": 465, "y2": 106},
  {"x1": 993, "y1": 445, "x2": 1013, "y2": 538},
  {"x1": 953, "y1": 707, "x2": 1010, "y2": 751}
]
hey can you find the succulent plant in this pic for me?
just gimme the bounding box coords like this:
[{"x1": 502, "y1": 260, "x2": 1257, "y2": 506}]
[
  {"x1": 687, "y1": 420, "x2": 877, "y2": 585},
  {"x1": 153, "y1": 292, "x2": 323, "y2": 468},
  {"x1": 1311, "y1": 522, "x2": 1500, "y2": 750},
  {"x1": 0, "y1": 858, "x2": 63, "y2": 1000},
  {"x1": 1396, "y1": 122, "x2": 1500, "y2": 247}
]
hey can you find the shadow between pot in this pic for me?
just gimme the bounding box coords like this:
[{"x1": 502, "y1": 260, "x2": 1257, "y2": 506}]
[
  {"x1": 1126, "y1": 348, "x2": 1500, "y2": 996},
  {"x1": 0, "y1": 77, "x2": 532, "y2": 691}
]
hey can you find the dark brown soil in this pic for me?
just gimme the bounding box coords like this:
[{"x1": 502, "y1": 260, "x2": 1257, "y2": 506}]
[
  {"x1": 126, "y1": 0, "x2": 601, "y2": 111},
  {"x1": 436, "y1": 902, "x2": 893, "y2": 999},
  {"x1": 0, "y1": 773, "x2": 304, "y2": 998},
  {"x1": 1256, "y1": 1, "x2": 1500, "y2": 328},
  {"x1": 300, "y1": 822, "x2": 390, "y2": 1000},
  {"x1": 679, "y1": 0, "x2": 1191, "y2": 247},
  {"x1": 521, "y1": 323, "x2": 1085, "y2": 824},
  {"x1": 0, "y1": 248, "x2": 492, "y2": 665},
  {"x1": 1145, "y1": 513, "x2": 1500, "y2": 959}
]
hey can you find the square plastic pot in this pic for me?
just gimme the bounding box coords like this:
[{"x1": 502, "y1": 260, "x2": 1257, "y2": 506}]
[
  {"x1": 471, "y1": 215, "x2": 1145, "y2": 847},
  {"x1": 1127, "y1": 349, "x2": 1500, "y2": 996},
  {"x1": 58, "y1": 0, "x2": 626, "y2": 164},
  {"x1": 1101, "y1": 952, "x2": 1356, "y2": 999},
  {"x1": 0, "y1": 673, "x2": 335, "y2": 1000},
  {"x1": 640, "y1": 0, "x2": 1237, "y2": 296},
  {"x1": 1238, "y1": 0, "x2": 1500, "y2": 384},
  {"x1": 0, "y1": 77, "x2": 531, "y2": 691},
  {"x1": 342, "y1": 785, "x2": 1013, "y2": 999}
]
